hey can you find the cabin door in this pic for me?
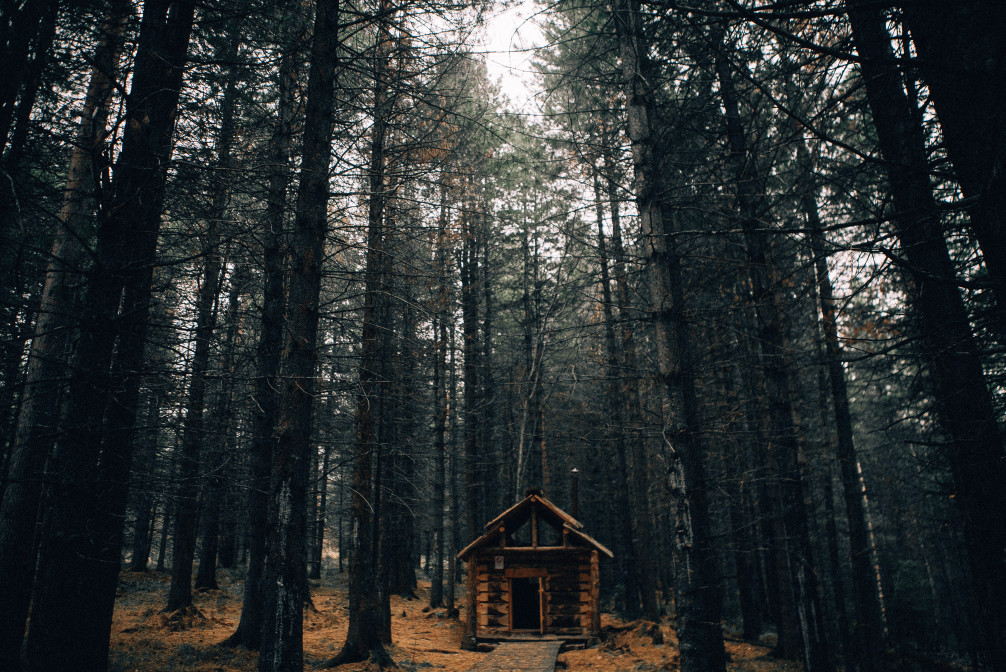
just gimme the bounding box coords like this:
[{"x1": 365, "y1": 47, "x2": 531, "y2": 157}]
[{"x1": 508, "y1": 569, "x2": 547, "y2": 633}]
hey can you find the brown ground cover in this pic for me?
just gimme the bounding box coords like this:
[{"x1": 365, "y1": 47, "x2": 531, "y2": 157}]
[{"x1": 108, "y1": 570, "x2": 799, "y2": 672}]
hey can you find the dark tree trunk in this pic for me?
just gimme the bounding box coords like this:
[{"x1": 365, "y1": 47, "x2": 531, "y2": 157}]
[
  {"x1": 192, "y1": 34, "x2": 241, "y2": 596},
  {"x1": 156, "y1": 491, "x2": 172, "y2": 572},
  {"x1": 713, "y1": 39, "x2": 831, "y2": 672},
  {"x1": 591, "y1": 171, "x2": 642, "y2": 620},
  {"x1": 165, "y1": 24, "x2": 242, "y2": 605},
  {"x1": 221, "y1": 2, "x2": 302, "y2": 651},
  {"x1": 0, "y1": 0, "x2": 57, "y2": 162},
  {"x1": 461, "y1": 194, "x2": 482, "y2": 538},
  {"x1": 22, "y1": 2, "x2": 195, "y2": 670},
  {"x1": 391, "y1": 289, "x2": 418, "y2": 598},
  {"x1": 847, "y1": 3, "x2": 1006, "y2": 667},
  {"x1": 257, "y1": 0, "x2": 341, "y2": 667},
  {"x1": 717, "y1": 364, "x2": 764, "y2": 642},
  {"x1": 446, "y1": 321, "x2": 460, "y2": 615},
  {"x1": 901, "y1": 1, "x2": 1006, "y2": 316},
  {"x1": 801, "y1": 140, "x2": 885, "y2": 672},
  {"x1": 166, "y1": 199, "x2": 225, "y2": 613},
  {"x1": 196, "y1": 266, "x2": 244, "y2": 592},
  {"x1": 130, "y1": 392, "x2": 162, "y2": 572},
  {"x1": 329, "y1": 3, "x2": 392, "y2": 662},
  {"x1": 612, "y1": 0, "x2": 726, "y2": 669},
  {"x1": 309, "y1": 442, "x2": 330, "y2": 580},
  {"x1": 429, "y1": 178, "x2": 449, "y2": 609},
  {"x1": 0, "y1": 1, "x2": 131, "y2": 664}
]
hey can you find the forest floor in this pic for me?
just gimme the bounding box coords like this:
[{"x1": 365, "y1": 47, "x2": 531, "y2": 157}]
[{"x1": 109, "y1": 569, "x2": 802, "y2": 672}]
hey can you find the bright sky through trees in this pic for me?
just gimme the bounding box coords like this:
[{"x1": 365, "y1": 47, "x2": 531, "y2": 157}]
[{"x1": 483, "y1": 0, "x2": 545, "y2": 111}]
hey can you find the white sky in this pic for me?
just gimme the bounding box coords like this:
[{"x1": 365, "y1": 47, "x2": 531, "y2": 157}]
[{"x1": 481, "y1": 1, "x2": 546, "y2": 111}]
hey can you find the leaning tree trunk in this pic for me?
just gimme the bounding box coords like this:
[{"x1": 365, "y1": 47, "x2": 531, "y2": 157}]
[
  {"x1": 0, "y1": 1, "x2": 130, "y2": 665},
  {"x1": 165, "y1": 197, "x2": 225, "y2": 613},
  {"x1": 461, "y1": 188, "x2": 483, "y2": 535},
  {"x1": 169, "y1": 26, "x2": 240, "y2": 608},
  {"x1": 901, "y1": 1, "x2": 1006, "y2": 319},
  {"x1": 22, "y1": 3, "x2": 196, "y2": 671},
  {"x1": 799, "y1": 137, "x2": 885, "y2": 672},
  {"x1": 196, "y1": 264, "x2": 244, "y2": 592},
  {"x1": 847, "y1": 3, "x2": 1006, "y2": 668},
  {"x1": 611, "y1": 0, "x2": 726, "y2": 669}
]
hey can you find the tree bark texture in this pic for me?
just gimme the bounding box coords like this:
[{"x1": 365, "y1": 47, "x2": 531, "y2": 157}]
[
  {"x1": 429, "y1": 177, "x2": 450, "y2": 609},
  {"x1": 331, "y1": 3, "x2": 392, "y2": 662},
  {"x1": 223, "y1": 3, "x2": 303, "y2": 650},
  {"x1": 592, "y1": 171, "x2": 643, "y2": 620},
  {"x1": 461, "y1": 185, "x2": 483, "y2": 539},
  {"x1": 901, "y1": 0, "x2": 1006, "y2": 317},
  {"x1": 22, "y1": 2, "x2": 195, "y2": 670},
  {"x1": 0, "y1": 0, "x2": 131, "y2": 664},
  {"x1": 612, "y1": 0, "x2": 727, "y2": 669},
  {"x1": 258, "y1": 0, "x2": 341, "y2": 668},
  {"x1": 167, "y1": 25, "x2": 240, "y2": 610},
  {"x1": 800, "y1": 139, "x2": 885, "y2": 672}
]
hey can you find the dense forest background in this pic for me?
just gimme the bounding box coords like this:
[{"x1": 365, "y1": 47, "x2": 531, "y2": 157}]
[{"x1": 1, "y1": 1, "x2": 1004, "y2": 671}]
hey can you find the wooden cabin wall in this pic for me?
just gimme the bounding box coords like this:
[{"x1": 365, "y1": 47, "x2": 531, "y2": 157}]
[
  {"x1": 475, "y1": 554, "x2": 510, "y2": 633},
  {"x1": 472, "y1": 549, "x2": 597, "y2": 638}
]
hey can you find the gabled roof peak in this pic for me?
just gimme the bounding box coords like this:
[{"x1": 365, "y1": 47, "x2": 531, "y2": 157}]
[
  {"x1": 483, "y1": 490, "x2": 584, "y2": 533},
  {"x1": 458, "y1": 490, "x2": 613, "y2": 561}
]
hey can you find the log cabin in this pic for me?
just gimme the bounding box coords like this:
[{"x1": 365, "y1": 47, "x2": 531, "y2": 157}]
[{"x1": 457, "y1": 488, "x2": 613, "y2": 647}]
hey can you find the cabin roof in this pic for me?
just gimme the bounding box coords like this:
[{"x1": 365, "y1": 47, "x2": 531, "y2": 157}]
[{"x1": 457, "y1": 491, "x2": 614, "y2": 561}]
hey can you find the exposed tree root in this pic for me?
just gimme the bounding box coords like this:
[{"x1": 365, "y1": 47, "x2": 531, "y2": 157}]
[{"x1": 322, "y1": 645, "x2": 398, "y2": 669}]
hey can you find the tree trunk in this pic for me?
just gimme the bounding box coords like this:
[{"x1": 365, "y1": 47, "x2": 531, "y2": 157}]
[
  {"x1": 801, "y1": 139, "x2": 885, "y2": 672},
  {"x1": 221, "y1": 2, "x2": 302, "y2": 651},
  {"x1": 901, "y1": 1, "x2": 1006, "y2": 317},
  {"x1": 847, "y1": 3, "x2": 1006, "y2": 667},
  {"x1": 0, "y1": 1, "x2": 131, "y2": 664},
  {"x1": 612, "y1": 0, "x2": 726, "y2": 668},
  {"x1": 257, "y1": 0, "x2": 341, "y2": 667},
  {"x1": 196, "y1": 265, "x2": 244, "y2": 592},
  {"x1": 22, "y1": 2, "x2": 195, "y2": 670},
  {"x1": 429, "y1": 177, "x2": 450, "y2": 609},
  {"x1": 166, "y1": 193, "x2": 225, "y2": 613},
  {"x1": 329, "y1": 3, "x2": 392, "y2": 662},
  {"x1": 130, "y1": 391, "x2": 162, "y2": 572},
  {"x1": 310, "y1": 442, "x2": 330, "y2": 580},
  {"x1": 713, "y1": 38, "x2": 831, "y2": 672},
  {"x1": 591, "y1": 170, "x2": 642, "y2": 619},
  {"x1": 0, "y1": 0, "x2": 57, "y2": 162},
  {"x1": 461, "y1": 191, "x2": 482, "y2": 537}
]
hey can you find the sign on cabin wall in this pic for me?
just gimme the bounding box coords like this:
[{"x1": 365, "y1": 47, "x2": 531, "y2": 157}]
[{"x1": 494, "y1": 555, "x2": 504, "y2": 570}]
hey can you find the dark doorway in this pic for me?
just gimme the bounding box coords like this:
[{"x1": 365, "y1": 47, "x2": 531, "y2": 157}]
[{"x1": 511, "y1": 577, "x2": 541, "y2": 630}]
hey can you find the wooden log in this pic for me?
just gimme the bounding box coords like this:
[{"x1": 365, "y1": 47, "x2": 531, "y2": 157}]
[
  {"x1": 590, "y1": 550, "x2": 600, "y2": 634},
  {"x1": 465, "y1": 561, "x2": 478, "y2": 642},
  {"x1": 504, "y1": 567, "x2": 547, "y2": 578}
]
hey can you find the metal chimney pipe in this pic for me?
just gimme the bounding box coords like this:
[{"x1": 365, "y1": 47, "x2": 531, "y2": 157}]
[{"x1": 570, "y1": 467, "x2": 579, "y2": 518}]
